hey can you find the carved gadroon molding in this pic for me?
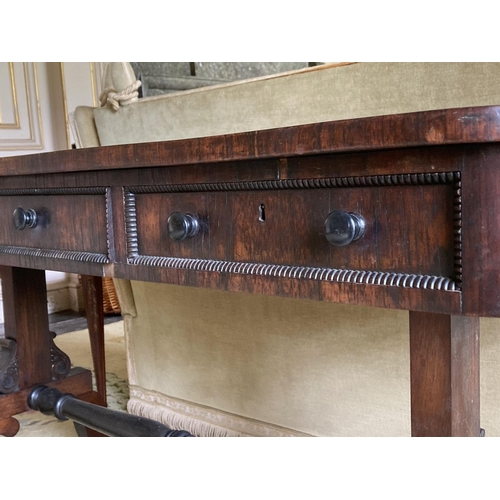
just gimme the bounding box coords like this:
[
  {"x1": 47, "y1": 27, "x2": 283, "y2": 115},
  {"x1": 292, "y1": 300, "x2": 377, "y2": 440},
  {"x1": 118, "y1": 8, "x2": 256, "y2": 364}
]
[
  {"x1": 0, "y1": 187, "x2": 107, "y2": 196},
  {"x1": 127, "y1": 171, "x2": 460, "y2": 194},
  {"x1": 128, "y1": 256, "x2": 459, "y2": 291},
  {"x1": 454, "y1": 178, "x2": 462, "y2": 289},
  {"x1": 124, "y1": 172, "x2": 462, "y2": 292},
  {"x1": 0, "y1": 246, "x2": 110, "y2": 264}
]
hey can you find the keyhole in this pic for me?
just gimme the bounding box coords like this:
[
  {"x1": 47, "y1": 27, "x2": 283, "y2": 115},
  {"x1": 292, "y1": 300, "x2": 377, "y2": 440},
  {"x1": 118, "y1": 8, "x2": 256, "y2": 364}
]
[{"x1": 258, "y1": 204, "x2": 266, "y2": 222}]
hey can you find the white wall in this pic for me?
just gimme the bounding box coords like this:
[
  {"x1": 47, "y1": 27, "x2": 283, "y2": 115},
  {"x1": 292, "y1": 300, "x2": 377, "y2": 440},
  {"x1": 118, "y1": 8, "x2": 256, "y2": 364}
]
[{"x1": 0, "y1": 62, "x2": 105, "y2": 320}]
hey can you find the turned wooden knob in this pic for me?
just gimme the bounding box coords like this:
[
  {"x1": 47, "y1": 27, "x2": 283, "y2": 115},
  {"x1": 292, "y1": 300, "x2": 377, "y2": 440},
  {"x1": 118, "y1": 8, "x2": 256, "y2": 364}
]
[
  {"x1": 13, "y1": 207, "x2": 38, "y2": 230},
  {"x1": 325, "y1": 210, "x2": 366, "y2": 246},
  {"x1": 167, "y1": 212, "x2": 200, "y2": 241}
]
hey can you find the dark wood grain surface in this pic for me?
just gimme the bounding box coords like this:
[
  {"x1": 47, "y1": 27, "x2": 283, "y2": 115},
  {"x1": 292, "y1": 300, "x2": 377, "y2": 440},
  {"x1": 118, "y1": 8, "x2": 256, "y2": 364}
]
[
  {"x1": 0, "y1": 193, "x2": 108, "y2": 254},
  {"x1": 81, "y1": 276, "x2": 107, "y2": 407},
  {"x1": 410, "y1": 312, "x2": 480, "y2": 436},
  {"x1": 0, "y1": 267, "x2": 52, "y2": 389},
  {"x1": 1, "y1": 106, "x2": 500, "y2": 176},
  {"x1": 133, "y1": 183, "x2": 455, "y2": 277},
  {"x1": 0, "y1": 107, "x2": 499, "y2": 315}
]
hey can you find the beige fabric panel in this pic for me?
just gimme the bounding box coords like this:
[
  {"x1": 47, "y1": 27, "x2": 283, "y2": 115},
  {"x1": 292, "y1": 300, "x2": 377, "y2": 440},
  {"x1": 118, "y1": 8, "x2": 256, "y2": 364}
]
[
  {"x1": 126, "y1": 281, "x2": 500, "y2": 436},
  {"x1": 127, "y1": 281, "x2": 411, "y2": 437},
  {"x1": 479, "y1": 318, "x2": 500, "y2": 436},
  {"x1": 73, "y1": 106, "x2": 100, "y2": 148},
  {"x1": 94, "y1": 62, "x2": 500, "y2": 146},
  {"x1": 113, "y1": 278, "x2": 137, "y2": 318},
  {"x1": 127, "y1": 386, "x2": 313, "y2": 437}
]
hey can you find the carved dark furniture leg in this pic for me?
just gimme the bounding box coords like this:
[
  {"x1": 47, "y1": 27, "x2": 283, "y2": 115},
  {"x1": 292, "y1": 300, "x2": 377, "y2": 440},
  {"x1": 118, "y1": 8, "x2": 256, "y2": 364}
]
[
  {"x1": 81, "y1": 275, "x2": 107, "y2": 407},
  {"x1": 1, "y1": 267, "x2": 53, "y2": 389},
  {"x1": 409, "y1": 311, "x2": 480, "y2": 437},
  {"x1": 0, "y1": 267, "x2": 96, "y2": 436}
]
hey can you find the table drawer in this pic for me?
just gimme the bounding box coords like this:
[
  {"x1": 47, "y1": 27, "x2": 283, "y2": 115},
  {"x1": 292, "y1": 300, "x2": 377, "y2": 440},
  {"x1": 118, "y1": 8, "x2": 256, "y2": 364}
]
[
  {"x1": 126, "y1": 173, "x2": 461, "y2": 289},
  {"x1": 0, "y1": 189, "x2": 109, "y2": 260}
]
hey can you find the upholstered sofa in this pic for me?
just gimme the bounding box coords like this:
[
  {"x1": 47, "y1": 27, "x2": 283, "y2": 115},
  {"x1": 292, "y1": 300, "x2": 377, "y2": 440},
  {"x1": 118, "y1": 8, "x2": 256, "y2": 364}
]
[{"x1": 74, "y1": 62, "x2": 500, "y2": 436}]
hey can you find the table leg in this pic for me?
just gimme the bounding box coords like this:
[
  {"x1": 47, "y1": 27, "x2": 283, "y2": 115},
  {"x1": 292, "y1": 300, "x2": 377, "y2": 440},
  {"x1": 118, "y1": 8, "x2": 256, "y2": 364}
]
[
  {"x1": 1, "y1": 267, "x2": 53, "y2": 388},
  {"x1": 409, "y1": 311, "x2": 480, "y2": 436},
  {"x1": 81, "y1": 275, "x2": 107, "y2": 407},
  {"x1": 0, "y1": 266, "x2": 98, "y2": 436}
]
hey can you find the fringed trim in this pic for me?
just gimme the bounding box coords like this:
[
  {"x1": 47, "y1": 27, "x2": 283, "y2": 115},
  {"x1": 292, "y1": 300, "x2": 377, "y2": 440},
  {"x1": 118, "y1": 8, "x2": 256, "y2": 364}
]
[
  {"x1": 128, "y1": 386, "x2": 311, "y2": 437},
  {"x1": 128, "y1": 398, "x2": 244, "y2": 437}
]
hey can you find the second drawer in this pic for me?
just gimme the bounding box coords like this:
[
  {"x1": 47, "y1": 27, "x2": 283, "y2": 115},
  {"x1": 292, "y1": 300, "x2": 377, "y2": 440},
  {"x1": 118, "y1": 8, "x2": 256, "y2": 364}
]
[{"x1": 130, "y1": 179, "x2": 458, "y2": 280}]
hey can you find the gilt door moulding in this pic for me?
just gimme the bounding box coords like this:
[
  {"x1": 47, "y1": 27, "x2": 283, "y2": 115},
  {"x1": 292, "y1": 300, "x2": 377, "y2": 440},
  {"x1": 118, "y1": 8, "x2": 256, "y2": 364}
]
[
  {"x1": 0, "y1": 63, "x2": 19, "y2": 129},
  {"x1": 0, "y1": 62, "x2": 43, "y2": 151}
]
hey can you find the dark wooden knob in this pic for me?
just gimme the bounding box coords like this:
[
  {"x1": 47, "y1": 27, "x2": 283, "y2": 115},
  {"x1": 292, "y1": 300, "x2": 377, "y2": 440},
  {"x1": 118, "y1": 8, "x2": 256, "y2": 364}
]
[
  {"x1": 13, "y1": 207, "x2": 38, "y2": 230},
  {"x1": 167, "y1": 212, "x2": 200, "y2": 241},
  {"x1": 325, "y1": 210, "x2": 365, "y2": 246}
]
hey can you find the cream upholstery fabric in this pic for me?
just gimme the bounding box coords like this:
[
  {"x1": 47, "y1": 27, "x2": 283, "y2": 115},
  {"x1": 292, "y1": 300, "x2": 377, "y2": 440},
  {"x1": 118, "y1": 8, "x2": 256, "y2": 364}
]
[
  {"x1": 95, "y1": 62, "x2": 500, "y2": 145},
  {"x1": 72, "y1": 107, "x2": 100, "y2": 148},
  {"x1": 75, "y1": 62, "x2": 500, "y2": 436},
  {"x1": 126, "y1": 283, "x2": 410, "y2": 436}
]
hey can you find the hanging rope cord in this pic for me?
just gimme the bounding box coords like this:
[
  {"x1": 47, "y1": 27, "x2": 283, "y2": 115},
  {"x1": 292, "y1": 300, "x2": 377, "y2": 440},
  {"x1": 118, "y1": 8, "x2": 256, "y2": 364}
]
[{"x1": 99, "y1": 80, "x2": 142, "y2": 110}]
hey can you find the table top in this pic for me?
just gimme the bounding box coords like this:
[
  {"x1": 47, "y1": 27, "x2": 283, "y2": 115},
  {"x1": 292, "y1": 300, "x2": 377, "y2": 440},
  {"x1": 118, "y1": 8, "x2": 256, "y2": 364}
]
[{"x1": 1, "y1": 105, "x2": 500, "y2": 176}]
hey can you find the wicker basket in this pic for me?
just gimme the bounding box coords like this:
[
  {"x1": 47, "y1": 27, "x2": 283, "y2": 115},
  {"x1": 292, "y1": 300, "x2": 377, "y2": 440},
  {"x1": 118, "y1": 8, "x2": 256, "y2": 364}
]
[{"x1": 102, "y1": 277, "x2": 121, "y2": 315}]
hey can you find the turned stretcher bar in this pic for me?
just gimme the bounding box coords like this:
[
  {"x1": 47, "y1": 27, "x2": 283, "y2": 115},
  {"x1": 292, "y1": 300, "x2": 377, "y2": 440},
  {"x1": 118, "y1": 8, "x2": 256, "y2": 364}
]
[{"x1": 28, "y1": 386, "x2": 193, "y2": 437}]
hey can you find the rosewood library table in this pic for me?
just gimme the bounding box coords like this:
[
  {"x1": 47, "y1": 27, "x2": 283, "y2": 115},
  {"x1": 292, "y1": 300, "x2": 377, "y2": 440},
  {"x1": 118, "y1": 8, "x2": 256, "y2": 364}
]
[{"x1": 1, "y1": 106, "x2": 499, "y2": 437}]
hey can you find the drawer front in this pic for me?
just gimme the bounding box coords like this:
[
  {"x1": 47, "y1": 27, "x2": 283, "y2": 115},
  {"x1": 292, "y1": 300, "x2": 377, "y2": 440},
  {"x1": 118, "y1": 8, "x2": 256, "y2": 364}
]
[
  {"x1": 126, "y1": 173, "x2": 461, "y2": 290},
  {"x1": 0, "y1": 189, "x2": 109, "y2": 260}
]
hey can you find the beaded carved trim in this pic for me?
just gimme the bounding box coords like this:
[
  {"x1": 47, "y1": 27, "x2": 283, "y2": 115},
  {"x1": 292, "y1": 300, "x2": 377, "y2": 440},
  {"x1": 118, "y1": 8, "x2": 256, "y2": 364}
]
[
  {"x1": 124, "y1": 191, "x2": 139, "y2": 258},
  {"x1": 0, "y1": 187, "x2": 106, "y2": 196},
  {"x1": 127, "y1": 172, "x2": 460, "y2": 194},
  {"x1": 128, "y1": 256, "x2": 458, "y2": 291},
  {"x1": 0, "y1": 246, "x2": 109, "y2": 264}
]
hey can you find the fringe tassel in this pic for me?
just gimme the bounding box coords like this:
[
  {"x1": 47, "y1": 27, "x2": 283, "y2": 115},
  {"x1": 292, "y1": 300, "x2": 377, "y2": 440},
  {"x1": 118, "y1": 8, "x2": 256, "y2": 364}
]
[
  {"x1": 127, "y1": 388, "x2": 312, "y2": 437},
  {"x1": 127, "y1": 399, "x2": 245, "y2": 437}
]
